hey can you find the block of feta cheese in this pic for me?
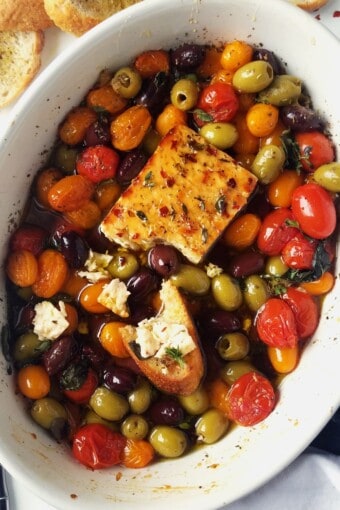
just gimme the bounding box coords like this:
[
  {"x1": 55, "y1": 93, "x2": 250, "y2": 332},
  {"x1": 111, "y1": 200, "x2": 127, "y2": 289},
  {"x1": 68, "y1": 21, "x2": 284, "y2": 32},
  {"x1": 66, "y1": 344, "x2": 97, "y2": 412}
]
[{"x1": 100, "y1": 125, "x2": 258, "y2": 264}]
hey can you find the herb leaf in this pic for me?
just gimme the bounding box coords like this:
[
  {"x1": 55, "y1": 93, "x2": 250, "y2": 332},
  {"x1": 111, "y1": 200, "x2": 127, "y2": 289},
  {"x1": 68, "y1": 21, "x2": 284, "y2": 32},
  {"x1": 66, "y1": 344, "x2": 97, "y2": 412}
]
[
  {"x1": 165, "y1": 346, "x2": 185, "y2": 367},
  {"x1": 60, "y1": 360, "x2": 89, "y2": 391}
]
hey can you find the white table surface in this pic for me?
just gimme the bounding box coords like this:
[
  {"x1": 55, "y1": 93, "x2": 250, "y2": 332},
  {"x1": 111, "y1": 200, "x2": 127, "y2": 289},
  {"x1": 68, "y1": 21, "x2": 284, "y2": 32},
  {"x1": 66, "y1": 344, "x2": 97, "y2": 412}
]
[{"x1": 1, "y1": 1, "x2": 340, "y2": 509}]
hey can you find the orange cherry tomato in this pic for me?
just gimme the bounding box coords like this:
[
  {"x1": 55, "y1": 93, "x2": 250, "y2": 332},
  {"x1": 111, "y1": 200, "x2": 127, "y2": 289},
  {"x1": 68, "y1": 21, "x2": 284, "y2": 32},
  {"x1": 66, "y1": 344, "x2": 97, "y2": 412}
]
[{"x1": 17, "y1": 365, "x2": 51, "y2": 399}]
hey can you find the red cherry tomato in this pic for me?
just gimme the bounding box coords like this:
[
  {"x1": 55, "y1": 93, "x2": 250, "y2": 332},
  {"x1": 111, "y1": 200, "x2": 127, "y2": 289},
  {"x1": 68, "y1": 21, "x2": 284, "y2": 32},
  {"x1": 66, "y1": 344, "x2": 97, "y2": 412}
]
[
  {"x1": 256, "y1": 208, "x2": 300, "y2": 256},
  {"x1": 227, "y1": 371, "x2": 276, "y2": 426},
  {"x1": 295, "y1": 131, "x2": 334, "y2": 172},
  {"x1": 63, "y1": 368, "x2": 98, "y2": 405},
  {"x1": 256, "y1": 298, "x2": 298, "y2": 348},
  {"x1": 76, "y1": 145, "x2": 120, "y2": 183},
  {"x1": 195, "y1": 83, "x2": 239, "y2": 125},
  {"x1": 291, "y1": 183, "x2": 336, "y2": 239},
  {"x1": 281, "y1": 233, "x2": 316, "y2": 270},
  {"x1": 282, "y1": 286, "x2": 319, "y2": 339},
  {"x1": 72, "y1": 423, "x2": 126, "y2": 469}
]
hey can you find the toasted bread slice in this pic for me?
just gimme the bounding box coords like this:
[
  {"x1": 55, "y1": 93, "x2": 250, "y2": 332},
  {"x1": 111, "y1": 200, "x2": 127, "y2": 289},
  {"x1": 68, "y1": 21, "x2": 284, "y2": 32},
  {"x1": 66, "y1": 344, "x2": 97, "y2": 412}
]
[
  {"x1": 0, "y1": 31, "x2": 44, "y2": 108},
  {"x1": 44, "y1": 0, "x2": 141, "y2": 36},
  {"x1": 0, "y1": 1, "x2": 54, "y2": 31},
  {"x1": 289, "y1": 0, "x2": 329, "y2": 10},
  {"x1": 121, "y1": 280, "x2": 205, "y2": 396}
]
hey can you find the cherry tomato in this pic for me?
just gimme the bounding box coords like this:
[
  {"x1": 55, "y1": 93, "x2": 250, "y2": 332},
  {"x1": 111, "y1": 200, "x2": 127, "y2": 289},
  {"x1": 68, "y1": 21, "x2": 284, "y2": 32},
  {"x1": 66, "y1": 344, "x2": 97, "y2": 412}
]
[
  {"x1": 282, "y1": 286, "x2": 319, "y2": 339},
  {"x1": 72, "y1": 423, "x2": 126, "y2": 469},
  {"x1": 63, "y1": 368, "x2": 99, "y2": 405},
  {"x1": 227, "y1": 371, "x2": 276, "y2": 426},
  {"x1": 281, "y1": 233, "x2": 316, "y2": 270},
  {"x1": 291, "y1": 183, "x2": 336, "y2": 239},
  {"x1": 256, "y1": 208, "x2": 300, "y2": 256},
  {"x1": 256, "y1": 298, "x2": 298, "y2": 348},
  {"x1": 76, "y1": 145, "x2": 120, "y2": 183},
  {"x1": 295, "y1": 131, "x2": 334, "y2": 172},
  {"x1": 195, "y1": 82, "x2": 239, "y2": 125}
]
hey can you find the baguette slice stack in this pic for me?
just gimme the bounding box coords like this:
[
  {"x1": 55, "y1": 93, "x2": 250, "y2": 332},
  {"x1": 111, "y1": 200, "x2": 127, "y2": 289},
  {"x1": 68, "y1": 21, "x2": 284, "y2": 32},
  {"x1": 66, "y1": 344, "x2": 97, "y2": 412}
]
[{"x1": 121, "y1": 280, "x2": 205, "y2": 396}]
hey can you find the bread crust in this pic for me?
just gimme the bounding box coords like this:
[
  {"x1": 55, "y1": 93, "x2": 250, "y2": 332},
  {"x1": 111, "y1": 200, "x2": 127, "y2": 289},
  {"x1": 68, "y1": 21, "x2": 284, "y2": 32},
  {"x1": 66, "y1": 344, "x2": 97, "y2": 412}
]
[
  {"x1": 44, "y1": 0, "x2": 140, "y2": 36},
  {"x1": 0, "y1": 0, "x2": 53, "y2": 31},
  {"x1": 290, "y1": 0, "x2": 329, "y2": 11},
  {"x1": 121, "y1": 280, "x2": 205, "y2": 396},
  {"x1": 0, "y1": 31, "x2": 44, "y2": 108}
]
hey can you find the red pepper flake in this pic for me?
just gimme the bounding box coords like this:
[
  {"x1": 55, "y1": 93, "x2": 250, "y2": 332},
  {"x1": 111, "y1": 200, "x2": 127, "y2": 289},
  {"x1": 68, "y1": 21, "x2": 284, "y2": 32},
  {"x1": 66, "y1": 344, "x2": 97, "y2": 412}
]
[
  {"x1": 315, "y1": 14, "x2": 321, "y2": 20},
  {"x1": 333, "y1": 10, "x2": 340, "y2": 17},
  {"x1": 227, "y1": 178, "x2": 236, "y2": 188},
  {"x1": 112, "y1": 206, "x2": 123, "y2": 218},
  {"x1": 166, "y1": 177, "x2": 175, "y2": 187},
  {"x1": 159, "y1": 206, "x2": 169, "y2": 217}
]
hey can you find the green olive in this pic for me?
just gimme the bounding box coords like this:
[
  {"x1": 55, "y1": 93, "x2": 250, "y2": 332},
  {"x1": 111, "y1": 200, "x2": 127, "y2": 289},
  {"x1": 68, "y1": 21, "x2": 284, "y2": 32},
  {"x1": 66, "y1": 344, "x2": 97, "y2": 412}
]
[
  {"x1": 16, "y1": 286, "x2": 33, "y2": 301},
  {"x1": 121, "y1": 414, "x2": 149, "y2": 439},
  {"x1": 199, "y1": 122, "x2": 238, "y2": 150},
  {"x1": 251, "y1": 144, "x2": 285, "y2": 184},
  {"x1": 211, "y1": 273, "x2": 242, "y2": 311},
  {"x1": 258, "y1": 75, "x2": 302, "y2": 106},
  {"x1": 128, "y1": 378, "x2": 153, "y2": 414},
  {"x1": 149, "y1": 425, "x2": 187, "y2": 458},
  {"x1": 265, "y1": 255, "x2": 289, "y2": 277},
  {"x1": 53, "y1": 144, "x2": 78, "y2": 174},
  {"x1": 243, "y1": 274, "x2": 269, "y2": 312},
  {"x1": 195, "y1": 408, "x2": 229, "y2": 444},
  {"x1": 31, "y1": 397, "x2": 67, "y2": 430},
  {"x1": 14, "y1": 332, "x2": 41, "y2": 363},
  {"x1": 170, "y1": 264, "x2": 210, "y2": 296},
  {"x1": 232, "y1": 61, "x2": 274, "y2": 93},
  {"x1": 107, "y1": 250, "x2": 139, "y2": 279},
  {"x1": 216, "y1": 332, "x2": 250, "y2": 361},
  {"x1": 170, "y1": 78, "x2": 199, "y2": 111},
  {"x1": 313, "y1": 162, "x2": 340, "y2": 192},
  {"x1": 178, "y1": 386, "x2": 210, "y2": 415},
  {"x1": 220, "y1": 360, "x2": 257, "y2": 385},
  {"x1": 83, "y1": 410, "x2": 119, "y2": 431},
  {"x1": 111, "y1": 66, "x2": 142, "y2": 99},
  {"x1": 89, "y1": 386, "x2": 129, "y2": 421},
  {"x1": 142, "y1": 128, "x2": 161, "y2": 154}
]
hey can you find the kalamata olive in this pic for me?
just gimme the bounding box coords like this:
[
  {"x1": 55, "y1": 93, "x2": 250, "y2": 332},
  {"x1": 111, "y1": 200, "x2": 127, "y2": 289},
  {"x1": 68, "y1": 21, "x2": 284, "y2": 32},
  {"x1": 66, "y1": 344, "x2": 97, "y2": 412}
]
[
  {"x1": 102, "y1": 365, "x2": 137, "y2": 394},
  {"x1": 116, "y1": 147, "x2": 148, "y2": 186},
  {"x1": 84, "y1": 117, "x2": 111, "y2": 146},
  {"x1": 12, "y1": 302, "x2": 35, "y2": 334},
  {"x1": 42, "y1": 336, "x2": 77, "y2": 375},
  {"x1": 171, "y1": 43, "x2": 206, "y2": 71},
  {"x1": 81, "y1": 342, "x2": 106, "y2": 371},
  {"x1": 147, "y1": 245, "x2": 180, "y2": 276},
  {"x1": 128, "y1": 302, "x2": 155, "y2": 325},
  {"x1": 280, "y1": 105, "x2": 324, "y2": 132},
  {"x1": 127, "y1": 267, "x2": 160, "y2": 301},
  {"x1": 9, "y1": 224, "x2": 47, "y2": 256},
  {"x1": 135, "y1": 72, "x2": 171, "y2": 115},
  {"x1": 228, "y1": 250, "x2": 265, "y2": 278},
  {"x1": 149, "y1": 397, "x2": 184, "y2": 426},
  {"x1": 86, "y1": 226, "x2": 114, "y2": 252},
  {"x1": 253, "y1": 48, "x2": 285, "y2": 75},
  {"x1": 51, "y1": 230, "x2": 89, "y2": 268},
  {"x1": 200, "y1": 309, "x2": 241, "y2": 336}
]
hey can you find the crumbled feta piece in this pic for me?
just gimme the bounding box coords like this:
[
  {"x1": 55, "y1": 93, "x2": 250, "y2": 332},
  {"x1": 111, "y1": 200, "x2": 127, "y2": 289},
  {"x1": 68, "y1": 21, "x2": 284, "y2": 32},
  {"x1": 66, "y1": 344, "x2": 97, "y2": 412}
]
[
  {"x1": 205, "y1": 262, "x2": 223, "y2": 278},
  {"x1": 135, "y1": 317, "x2": 196, "y2": 359},
  {"x1": 97, "y1": 278, "x2": 130, "y2": 318},
  {"x1": 32, "y1": 301, "x2": 69, "y2": 341},
  {"x1": 78, "y1": 249, "x2": 113, "y2": 282}
]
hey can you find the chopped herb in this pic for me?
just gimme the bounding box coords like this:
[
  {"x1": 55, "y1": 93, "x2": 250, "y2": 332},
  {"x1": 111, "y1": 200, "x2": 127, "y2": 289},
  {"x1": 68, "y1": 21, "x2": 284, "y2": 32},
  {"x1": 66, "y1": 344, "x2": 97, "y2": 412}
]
[
  {"x1": 136, "y1": 210, "x2": 148, "y2": 221},
  {"x1": 201, "y1": 227, "x2": 208, "y2": 244},
  {"x1": 193, "y1": 109, "x2": 213, "y2": 124},
  {"x1": 143, "y1": 171, "x2": 154, "y2": 187},
  {"x1": 181, "y1": 203, "x2": 188, "y2": 215},
  {"x1": 165, "y1": 346, "x2": 185, "y2": 367},
  {"x1": 60, "y1": 360, "x2": 89, "y2": 391},
  {"x1": 195, "y1": 196, "x2": 206, "y2": 210},
  {"x1": 281, "y1": 130, "x2": 302, "y2": 171},
  {"x1": 285, "y1": 218, "x2": 300, "y2": 228},
  {"x1": 215, "y1": 195, "x2": 226, "y2": 214}
]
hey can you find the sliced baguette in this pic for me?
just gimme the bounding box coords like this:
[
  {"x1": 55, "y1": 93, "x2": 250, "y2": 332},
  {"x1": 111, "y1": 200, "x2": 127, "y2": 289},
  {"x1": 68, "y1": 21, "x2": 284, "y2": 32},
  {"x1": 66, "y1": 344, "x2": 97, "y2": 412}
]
[
  {"x1": 121, "y1": 280, "x2": 205, "y2": 396},
  {"x1": 44, "y1": 0, "x2": 141, "y2": 36},
  {"x1": 289, "y1": 0, "x2": 329, "y2": 10},
  {"x1": 0, "y1": 31, "x2": 44, "y2": 108},
  {"x1": 0, "y1": 0, "x2": 54, "y2": 31}
]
